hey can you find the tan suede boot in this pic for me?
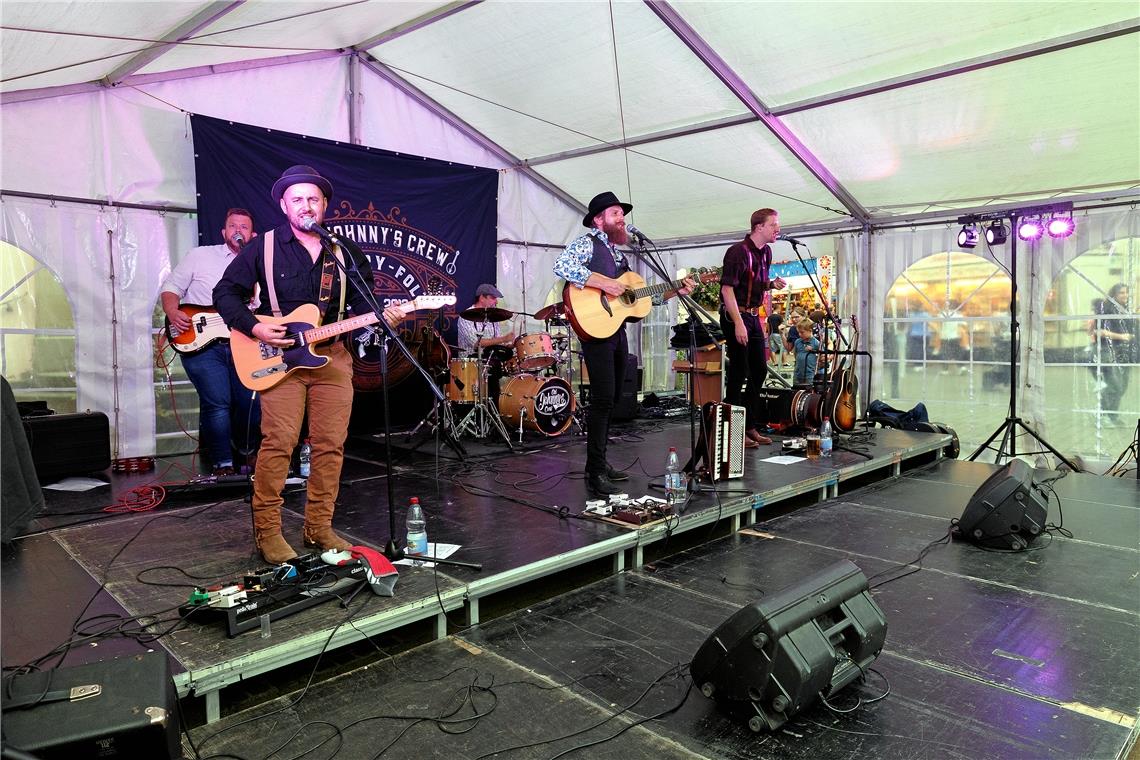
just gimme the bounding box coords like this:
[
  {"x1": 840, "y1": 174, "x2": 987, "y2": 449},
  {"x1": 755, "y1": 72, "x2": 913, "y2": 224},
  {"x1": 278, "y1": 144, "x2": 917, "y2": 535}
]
[
  {"x1": 302, "y1": 523, "x2": 349, "y2": 552},
  {"x1": 256, "y1": 529, "x2": 299, "y2": 564},
  {"x1": 252, "y1": 503, "x2": 297, "y2": 564},
  {"x1": 302, "y1": 496, "x2": 350, "y2": 550}
]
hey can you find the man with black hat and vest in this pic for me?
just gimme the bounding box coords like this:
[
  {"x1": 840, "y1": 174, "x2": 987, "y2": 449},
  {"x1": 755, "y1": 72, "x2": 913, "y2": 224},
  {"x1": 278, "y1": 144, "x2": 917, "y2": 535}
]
[
  {"x1": 720, "y1": 208, "x2": 787, "y2": 448},
  {"x1": 554, "y1": 191, "x2": 695, "y2": 496},
  {"x1": 214, "y1": 165, "x2": 406, "y2": 564}
]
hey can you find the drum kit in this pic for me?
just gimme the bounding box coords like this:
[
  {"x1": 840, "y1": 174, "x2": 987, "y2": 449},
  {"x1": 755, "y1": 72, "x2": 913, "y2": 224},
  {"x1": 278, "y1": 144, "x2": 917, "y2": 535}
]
[{"x1": 410, "y1": 302, "x2": 585, "y2": 447}]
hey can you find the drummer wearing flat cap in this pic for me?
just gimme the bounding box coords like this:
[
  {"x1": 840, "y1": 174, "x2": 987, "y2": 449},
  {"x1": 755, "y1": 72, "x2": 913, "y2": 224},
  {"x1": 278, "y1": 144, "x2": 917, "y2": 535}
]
[
  {"x1": 554, "y1": 191, "x2": 695, "y2": 496},
  {"x1": 458, "y1": 283, "x2": 516, "y2": 403},
  {"x1": 214, "y1": 164, "x2": 406, "y2": 565}
]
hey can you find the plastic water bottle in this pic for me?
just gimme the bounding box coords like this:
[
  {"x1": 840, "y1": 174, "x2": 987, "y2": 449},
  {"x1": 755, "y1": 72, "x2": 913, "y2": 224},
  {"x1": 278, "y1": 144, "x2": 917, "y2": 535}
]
[
  {"x1": 665, "y1": 447, "x2": 682, "y2": 502},
  {"x1": 298, "y1": 438, "x2": 312, "y2": 478},
  {"x1": 405, "y1": 497, "x2": 428, "y2": 563},
  {"x1": 820, "y1": 417, "x2": 833, "y2": 458}
]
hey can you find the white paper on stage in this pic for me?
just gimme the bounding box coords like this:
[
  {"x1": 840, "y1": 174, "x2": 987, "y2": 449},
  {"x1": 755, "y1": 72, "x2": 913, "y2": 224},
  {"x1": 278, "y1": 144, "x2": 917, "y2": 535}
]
[
  {"x1": 394, "y1": 542, "x2": 461, "y2": 569},
  {"x1": 43, "y1": 477, "x2": 109, "y2": 491},
  {"x1": 763, "y1": 455, "x2": 807, "y2": 465}
]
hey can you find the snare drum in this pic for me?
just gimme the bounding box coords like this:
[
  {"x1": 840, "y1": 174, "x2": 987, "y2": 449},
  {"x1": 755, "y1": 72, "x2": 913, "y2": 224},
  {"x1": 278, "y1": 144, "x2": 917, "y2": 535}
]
[
  {"x1": 497, "y1": 375, "x2": 575, "y2": 436},
  {"x1": 447, "y1": 358, "x2": 480, "y2": 402},
  {"x1": 513, "y1": 332, "x2": 555, "y2": 371}
]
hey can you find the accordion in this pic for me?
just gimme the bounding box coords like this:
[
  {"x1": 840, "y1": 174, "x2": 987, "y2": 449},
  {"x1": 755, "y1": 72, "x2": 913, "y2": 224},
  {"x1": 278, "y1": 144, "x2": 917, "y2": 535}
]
[{"x1": 701, "y1": 402, "x2": 747, "y2": 481}]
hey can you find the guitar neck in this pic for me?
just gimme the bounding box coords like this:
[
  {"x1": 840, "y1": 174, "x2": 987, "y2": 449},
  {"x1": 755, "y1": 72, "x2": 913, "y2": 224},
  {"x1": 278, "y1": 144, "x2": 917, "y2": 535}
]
[
  {"x1": 296, "y1": 298, "x2": 434, "y2": 344},
  {"x1": 628, "y1": 276, "x2": 689, "y2": 301},
  {"x1": 301, "y1": 312, "x2": 380, "y2": 344}
]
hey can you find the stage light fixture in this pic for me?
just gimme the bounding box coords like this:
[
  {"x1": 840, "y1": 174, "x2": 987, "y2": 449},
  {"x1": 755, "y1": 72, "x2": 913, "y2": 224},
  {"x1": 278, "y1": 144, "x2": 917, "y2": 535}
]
[
  {"x1": 957, "y1": 224, "x2": 979, "y2": 249},
  {"x1": 985, "y1": 221, "x2": 1008, "y2": 245},
  {"x1": 1046, "y1": 215, "x2": 1075, "y2": 238},
  {"x1": 1017, "y1": 217, "x2": 1044, "y2": 241}
]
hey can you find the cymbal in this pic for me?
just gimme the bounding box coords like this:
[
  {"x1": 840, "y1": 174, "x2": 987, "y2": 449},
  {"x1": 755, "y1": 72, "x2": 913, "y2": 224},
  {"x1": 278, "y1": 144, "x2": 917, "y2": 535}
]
[
  {"x1": 459, "y1": 306, "x2": 513, "y2": 322},
  {"x1": 533, "y1": 303, "x2": 565, "y2": 322}
]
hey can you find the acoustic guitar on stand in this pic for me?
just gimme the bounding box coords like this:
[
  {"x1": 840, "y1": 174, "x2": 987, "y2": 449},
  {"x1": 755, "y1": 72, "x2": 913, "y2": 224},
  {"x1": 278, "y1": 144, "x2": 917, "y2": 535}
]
[
  {"x1": 230, "y1": 294, "x2": 455, "y2": 392},
  {"x1": 563, "y1": 268, "x2": 719, "y2": 342},
  {"x1": 165, "y1": 304, "x2": 230, "y2": 355},
  {"x1": 828, "y1": 315, "x2": 860, "y2": 432}
]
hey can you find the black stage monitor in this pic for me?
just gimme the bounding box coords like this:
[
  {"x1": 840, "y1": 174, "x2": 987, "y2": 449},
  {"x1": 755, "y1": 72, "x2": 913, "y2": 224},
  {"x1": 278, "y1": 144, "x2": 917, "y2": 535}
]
[
  {"x1": 691, "y1": 559, "x2": 887, "y2": 733},
  {"x1": 956, "y1": 458, "x2": 1048, "y2": 551}
]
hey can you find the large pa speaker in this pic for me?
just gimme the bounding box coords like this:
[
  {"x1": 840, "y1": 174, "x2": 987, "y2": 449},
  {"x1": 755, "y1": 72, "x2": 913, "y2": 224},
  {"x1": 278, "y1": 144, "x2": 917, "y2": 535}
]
[
  {"x1": 691, "y1": 559, "x2": 887, "y2": 732},
  {"x1": 955, "y1": 458, "x2": 1048, "y2": 550}
]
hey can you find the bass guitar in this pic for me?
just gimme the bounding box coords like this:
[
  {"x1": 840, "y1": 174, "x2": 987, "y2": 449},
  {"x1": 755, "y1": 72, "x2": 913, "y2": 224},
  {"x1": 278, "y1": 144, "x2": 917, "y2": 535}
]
[
  {"x1": 230, "y1": 294, "x2": 455, "y2": 392},
  {"x1": 828, "y1": 315, "x2": 859, "y2": 432},
  {"x1": 165, "y1": 304, "x2": 230, "y2": 355},
  {"x1": 563, "y1": 268, "x2": 719, "y2": 342}
]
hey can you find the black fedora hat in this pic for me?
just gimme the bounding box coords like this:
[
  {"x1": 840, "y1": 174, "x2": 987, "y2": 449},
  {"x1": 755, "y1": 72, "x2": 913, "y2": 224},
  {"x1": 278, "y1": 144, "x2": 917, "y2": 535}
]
[
  {"x1": 582, "y1": 191, "x2": 633, "y2": 227},
  {"x1": 271, "y1": 164, "x2": 333, "y2": 202}
]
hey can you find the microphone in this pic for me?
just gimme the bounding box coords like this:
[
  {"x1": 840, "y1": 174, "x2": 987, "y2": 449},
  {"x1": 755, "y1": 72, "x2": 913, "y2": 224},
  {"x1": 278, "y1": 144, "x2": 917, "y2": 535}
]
[
  {"x1": 231, "y1": 232, "x2": 245, "y2": 246},
  {"x1": 779, "y1": 234, "x2": 805, "y2": 246},
  {"x1": 299, "y1": 217, "x2": 340, "y2": 244},
  {"x1": 625, "y1": 224, "x2": 653, "y2": 245}
]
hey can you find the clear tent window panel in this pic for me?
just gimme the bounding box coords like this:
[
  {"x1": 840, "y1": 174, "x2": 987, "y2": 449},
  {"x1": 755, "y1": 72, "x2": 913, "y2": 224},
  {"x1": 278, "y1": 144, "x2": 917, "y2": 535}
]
[
  {"x1": 882, "y1": 251, "x2": 1012, "y2": 453},
  {"x1": 0, "y1": 243, "x2": 77, "y2": 414},
  {"x1": 1044, "y1": 239, "x2": 1138, "y2": 460}
]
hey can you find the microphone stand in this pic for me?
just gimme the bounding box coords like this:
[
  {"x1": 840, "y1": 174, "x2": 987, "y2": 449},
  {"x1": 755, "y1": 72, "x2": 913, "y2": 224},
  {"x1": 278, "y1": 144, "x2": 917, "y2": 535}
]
[
  {"x1": 624, "y1": 237, "x2": 719, "y2": 505},
  {"x1": 786, "y1": 239, "x2": 849, "y2": 356},
  {"x1": 320, "y1": 230, "x2": 481, "y2": 571}
]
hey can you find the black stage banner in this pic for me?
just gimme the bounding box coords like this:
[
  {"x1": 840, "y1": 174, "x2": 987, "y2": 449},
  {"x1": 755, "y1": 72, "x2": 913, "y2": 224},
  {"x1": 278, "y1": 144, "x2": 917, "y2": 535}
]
[{"x1": 191, "y1": 115, "x2": 498, "y2": 392}]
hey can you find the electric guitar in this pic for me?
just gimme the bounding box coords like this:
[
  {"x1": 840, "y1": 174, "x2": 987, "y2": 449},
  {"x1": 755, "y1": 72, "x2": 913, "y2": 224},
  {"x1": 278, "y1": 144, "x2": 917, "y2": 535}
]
[
  {"x1": 165, "y1": 304, "x2": 230, "y2": 355},
  {"x1": 230, "y1": 295, "x2": 456, "y2": 392},
  {"x1": 563, "y1": 268, "x2": 719, "y2": 342}
]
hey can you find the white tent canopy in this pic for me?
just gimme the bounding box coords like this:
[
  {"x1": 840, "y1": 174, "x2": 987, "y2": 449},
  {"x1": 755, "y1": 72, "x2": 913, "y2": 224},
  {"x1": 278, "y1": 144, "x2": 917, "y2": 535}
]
[{"x1": 2, "y1": 1, "x2": 1138, "y2": 460}]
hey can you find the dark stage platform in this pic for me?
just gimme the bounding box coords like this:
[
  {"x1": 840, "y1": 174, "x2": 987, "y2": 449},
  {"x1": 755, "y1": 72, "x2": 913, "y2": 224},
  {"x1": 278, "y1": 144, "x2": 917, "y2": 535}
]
[{"x1": 6, "y1": 418, "x2": 1135, "y2": 758}]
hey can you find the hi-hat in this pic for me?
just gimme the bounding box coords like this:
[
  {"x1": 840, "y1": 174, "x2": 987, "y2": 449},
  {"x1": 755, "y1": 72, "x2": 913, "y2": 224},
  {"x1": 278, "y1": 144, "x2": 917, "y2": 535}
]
[
  {"x1": 459, "y1": 306, "x2": 513, "y2": 322},
  {"x1": 533, "y1": 303, "x2": 565, "y2": 321}
]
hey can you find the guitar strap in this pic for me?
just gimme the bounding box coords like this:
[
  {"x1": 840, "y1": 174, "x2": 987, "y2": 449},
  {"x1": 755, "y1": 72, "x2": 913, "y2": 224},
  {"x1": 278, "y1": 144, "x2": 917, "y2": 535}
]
[
  {"x1": 261, "y1": 229, "x2": 347, "y2": 324},
  {"x1": 263, "y1": 229, "x2": 282, "y2": 317}
]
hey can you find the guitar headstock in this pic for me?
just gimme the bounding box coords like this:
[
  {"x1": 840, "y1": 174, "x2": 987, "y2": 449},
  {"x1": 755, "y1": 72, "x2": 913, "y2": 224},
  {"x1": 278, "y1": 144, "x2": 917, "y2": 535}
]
[{"x1": 406, "y1": 293, "x2": 457, "y2": 312}]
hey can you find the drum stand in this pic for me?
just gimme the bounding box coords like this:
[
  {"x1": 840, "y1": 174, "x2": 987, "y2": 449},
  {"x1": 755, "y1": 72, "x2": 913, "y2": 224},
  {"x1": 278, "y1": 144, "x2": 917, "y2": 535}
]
[
  {"x1": 405, "y1": 396, "x2": 468, "y2": 460},
  {"x1": 453, "y1": 361, "x2": 514, "y2": 448}
]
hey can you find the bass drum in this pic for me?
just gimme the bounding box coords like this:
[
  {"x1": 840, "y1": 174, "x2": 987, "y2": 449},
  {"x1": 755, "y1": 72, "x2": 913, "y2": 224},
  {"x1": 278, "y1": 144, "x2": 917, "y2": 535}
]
[
  {"x1": 497, "y1": 375, "x2": 575, "y2": 436},
  {"x1": 758, "y1": 388, "x2": 825, "y2": 430}
]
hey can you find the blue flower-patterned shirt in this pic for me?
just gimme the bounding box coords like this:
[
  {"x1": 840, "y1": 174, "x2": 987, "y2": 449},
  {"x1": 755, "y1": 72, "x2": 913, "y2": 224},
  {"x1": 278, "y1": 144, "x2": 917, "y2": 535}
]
[{"x1": 553, "y1": 227, "x2": 665, "y2": 305}]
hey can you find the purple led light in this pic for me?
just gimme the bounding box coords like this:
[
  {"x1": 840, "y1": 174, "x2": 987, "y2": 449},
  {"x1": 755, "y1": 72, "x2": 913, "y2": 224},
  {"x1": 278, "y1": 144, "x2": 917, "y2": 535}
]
[
  {"x1": 1047, "y1": 216, "x2": 1075, "y2": 238},
  {"x1": 1017, "y1": 219, "x2": 1044, "y2": 241}
]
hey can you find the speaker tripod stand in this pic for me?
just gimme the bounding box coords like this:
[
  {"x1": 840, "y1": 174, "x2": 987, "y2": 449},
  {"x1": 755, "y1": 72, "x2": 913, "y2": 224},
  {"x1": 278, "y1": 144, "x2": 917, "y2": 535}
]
[{"x1": 967, "y1": 207, "x2": 1077, "y2": 470}]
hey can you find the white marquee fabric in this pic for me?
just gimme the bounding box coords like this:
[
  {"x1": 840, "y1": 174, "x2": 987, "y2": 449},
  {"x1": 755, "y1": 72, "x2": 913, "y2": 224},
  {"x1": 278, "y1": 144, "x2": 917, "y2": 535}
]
[{"x1": 1, "y1": 1, "x2": 1138, "y2": 458}]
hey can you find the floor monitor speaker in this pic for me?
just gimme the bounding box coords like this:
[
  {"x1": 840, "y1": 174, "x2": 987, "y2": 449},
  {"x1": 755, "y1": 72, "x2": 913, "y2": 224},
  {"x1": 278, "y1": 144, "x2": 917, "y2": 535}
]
[
  {"x1": 955, "y1": 458, "x2": 1048, "y2": 550},
  {"x1": 691, "y1": 559, "x2": 887, "y2": 732}
]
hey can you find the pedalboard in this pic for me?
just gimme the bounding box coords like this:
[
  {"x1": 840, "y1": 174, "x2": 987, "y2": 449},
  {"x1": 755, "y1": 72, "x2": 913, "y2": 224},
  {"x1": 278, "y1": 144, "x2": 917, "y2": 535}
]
[{"x1": 180, "y1": 552, "x2": 366, "y2": 637}]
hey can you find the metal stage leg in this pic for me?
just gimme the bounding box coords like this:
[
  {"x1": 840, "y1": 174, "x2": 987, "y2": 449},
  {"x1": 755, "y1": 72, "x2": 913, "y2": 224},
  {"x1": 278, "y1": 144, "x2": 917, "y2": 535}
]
[
  {"x1": 205, "y1": 690, "x2": 221, "y2": 723},
  {"x1": 466, "y1": 596, "x2": 480, "y2": 626}
]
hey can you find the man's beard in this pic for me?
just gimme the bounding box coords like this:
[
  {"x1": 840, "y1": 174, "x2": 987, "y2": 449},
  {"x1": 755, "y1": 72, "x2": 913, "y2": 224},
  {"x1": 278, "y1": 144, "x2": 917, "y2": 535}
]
[{"x1": 602, "y1": 221, "x2": 628, "y2": 246}]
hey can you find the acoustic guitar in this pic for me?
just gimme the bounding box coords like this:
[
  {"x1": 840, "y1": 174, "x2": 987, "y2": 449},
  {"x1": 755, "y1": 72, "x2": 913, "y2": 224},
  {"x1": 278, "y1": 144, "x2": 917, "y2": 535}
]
[
  {"x1": 829, "y1": 315, "x2": 860, "y2": 432},
  {"x1": 230, "y1": 294, "x2": 455, "y2": 392},
  {"x1": 165, "y1": 304, "x2": 230, "y2": 355},
  {"x1": 563, "y1": 268, "x2": 719, "y2": 342}
]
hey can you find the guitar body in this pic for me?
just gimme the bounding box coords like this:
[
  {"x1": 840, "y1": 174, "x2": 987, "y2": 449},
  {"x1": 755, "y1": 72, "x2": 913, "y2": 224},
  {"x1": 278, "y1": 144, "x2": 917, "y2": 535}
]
[
  {"x1": 230, "y1": 304, "x2": 329, "y2": 392},
  {"x1": 229, "y1": 294, "x2": 456, "y2": 392},
  {"x1": 166, "y1": 304, "x2": 229, "y2": 354},
  {"x1": 830, "y1": 315, "x2": 860, "y2": 432},
  {"x1": 563, "y1": 271, "x2": 651, "y2": 342}
]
